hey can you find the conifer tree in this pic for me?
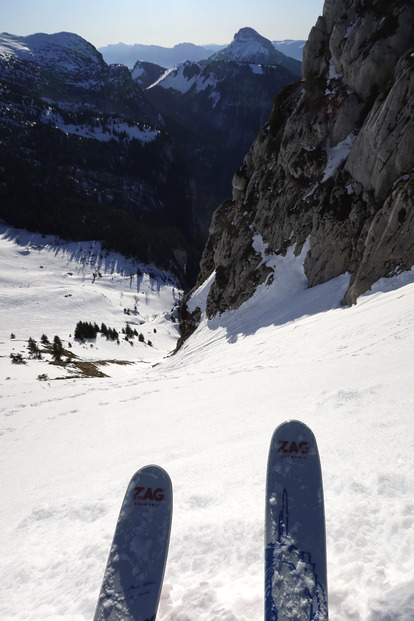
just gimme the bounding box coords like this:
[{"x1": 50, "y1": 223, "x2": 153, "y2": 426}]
[{"x1": 52, "y1": 335, "x2": 64, "y2": 361}]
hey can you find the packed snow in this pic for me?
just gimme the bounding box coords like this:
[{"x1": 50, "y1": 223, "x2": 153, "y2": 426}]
[{"x1": 1, "y1": 225, "x2": 414, "y2": 621}]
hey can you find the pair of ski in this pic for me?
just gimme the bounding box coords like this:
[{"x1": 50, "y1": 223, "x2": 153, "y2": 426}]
[{"x1": 94, "y1": 420, "x2": 328, "y2": 620}]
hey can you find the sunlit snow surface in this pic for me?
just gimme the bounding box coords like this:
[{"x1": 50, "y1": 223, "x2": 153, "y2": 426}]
[{"x1": 1, "y1": 227, "x2": 414, "y2": 620}]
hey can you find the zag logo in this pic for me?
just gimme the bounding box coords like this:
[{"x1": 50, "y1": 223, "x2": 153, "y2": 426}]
[
  {"x1": 278, "y1": 440, "x2": 310, "y2": 455},
  {"x1": 133, "y1": 487, "x2": 165, "y2": 502}
]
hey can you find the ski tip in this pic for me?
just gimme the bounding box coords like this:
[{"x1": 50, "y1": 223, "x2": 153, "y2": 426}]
[
  {"x1": 268, "y1": 420, "x2": 322, "y2": 463},
  {"x1": 274, "y1": 419, "x2": 312, "y2": 430},
  {"x1": 137, "y1": 464, "x2": 171, "y2": 476},
  {"x1": 272, "y1": 419, "x2": 317, "y2": 437},
  {"x1": 131, "y1": 464, "x2": 172, "y2": 486}
]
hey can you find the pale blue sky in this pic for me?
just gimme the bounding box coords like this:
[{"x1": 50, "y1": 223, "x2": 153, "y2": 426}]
[{"x1": 2, "y1": 0, "x2": 324, "y2": 48}]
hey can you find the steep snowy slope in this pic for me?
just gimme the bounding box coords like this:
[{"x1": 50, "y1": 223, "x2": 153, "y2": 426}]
[{"x1": 1, "y1": 228, "x2": 414, "y2": 620}]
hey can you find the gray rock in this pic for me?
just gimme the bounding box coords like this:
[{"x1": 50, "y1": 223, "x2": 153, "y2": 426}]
[{"x1": 346, "y1": 55, "x2": 414, "y2": 200}]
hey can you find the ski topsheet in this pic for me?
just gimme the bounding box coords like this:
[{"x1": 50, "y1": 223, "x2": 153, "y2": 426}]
[
  {"x1": 265, "y1": 420, "x2": 328, "y2": 621},
  {"x1": 94, "y1": 465, "x2": 172, "y2": 621}
]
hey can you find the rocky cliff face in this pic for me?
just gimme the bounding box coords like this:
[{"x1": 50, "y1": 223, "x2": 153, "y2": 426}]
[{"x1": 192, "y1": 0, "x2": 414, "y2": 319}]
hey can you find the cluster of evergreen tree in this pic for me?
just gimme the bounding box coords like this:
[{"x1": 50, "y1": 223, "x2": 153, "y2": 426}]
[
  {"x1": 100, "y1": 323, "x2": 119, "y2": 341},
  {"x1": 16, "y1": 334, "x2": 65, "y2": 363},
  {"x1": 74, "y1": 321, "x2": 119, "y2": 342},
  {"x1": 121, "y1": 324, "x2": 152, "y2": 346},
  {"x1": 122, "y1": 323, "x2": 140, "y2": 340}
]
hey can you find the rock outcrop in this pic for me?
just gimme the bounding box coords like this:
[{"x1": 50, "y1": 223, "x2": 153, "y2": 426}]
[{"x1": 192, "y1": 0, "x2": 414, "y2": 318}]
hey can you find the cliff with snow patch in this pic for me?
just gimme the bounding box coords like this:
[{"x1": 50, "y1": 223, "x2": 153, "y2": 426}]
[{"x1": 188, "y1": 0, "x2": 414, "y2": 320}]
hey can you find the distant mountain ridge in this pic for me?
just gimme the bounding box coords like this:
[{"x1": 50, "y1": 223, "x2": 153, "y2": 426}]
[
  {"x1": 99, "y1": 36, "x2": 304, "y2": 69},
  {"x1": 99, "y1": 41, "x2": 221, "y2": 69},
  {"x1": 272, "y1": 39, "x2": 305, "y2": 62}
]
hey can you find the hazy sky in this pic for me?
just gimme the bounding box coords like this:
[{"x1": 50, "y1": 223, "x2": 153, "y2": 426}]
[{"x1": 2, "y1": 0, "x2": 324, "y2": 48}]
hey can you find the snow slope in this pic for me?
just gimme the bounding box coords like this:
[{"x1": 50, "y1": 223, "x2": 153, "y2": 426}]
[
  {"x1": 1, "y1": 227, "x2": 414, "y2": 620},
  {"x1": 147, "y1": 62, "x2": 211, "y2": 95},
  {"x1": 0, "y1": 225, "x2": 181, "y2": 381},
  {"x1": 0, "y1": 32, "x2": 103, "y2": 72}
]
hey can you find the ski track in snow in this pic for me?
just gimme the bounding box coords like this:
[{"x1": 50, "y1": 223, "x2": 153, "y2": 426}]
[{"x1": 1, "y1": 227, "x2": 414, "y2": 620}]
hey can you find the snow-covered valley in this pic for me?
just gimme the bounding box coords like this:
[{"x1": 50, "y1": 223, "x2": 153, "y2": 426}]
[{"x1": 1, "y1": 225, "x2": 413, "y2": 620}]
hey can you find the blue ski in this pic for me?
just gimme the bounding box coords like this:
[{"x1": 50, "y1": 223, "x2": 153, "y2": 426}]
[
  {"x1": 94, "y1": 465, "x2": 172, "y2": 621},
  {"x1": 265, "y1": 420, "x2": 328, "y2": 620}
]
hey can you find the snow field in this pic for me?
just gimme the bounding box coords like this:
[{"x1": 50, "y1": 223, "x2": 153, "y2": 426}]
[
  {"x1": 0, "y1": 226, "x2": 181, "y2": 381},
  {"x1": 1, "y1": 227, "x2": 414, "y2": 620}
]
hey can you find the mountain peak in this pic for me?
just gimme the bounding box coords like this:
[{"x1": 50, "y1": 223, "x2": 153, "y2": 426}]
[
  {"x1": 234, "y1": 27, "x2": 269, "y2": 43},
  {"x1": 208, "y1": 27, "x2": 298, "y2": 70}
]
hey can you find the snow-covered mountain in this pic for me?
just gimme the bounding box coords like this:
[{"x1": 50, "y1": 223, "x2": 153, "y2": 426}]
[
  {"x1": 1, "y1": 223, "x2": 414, "y2": 620},
  {"x1": 0, "y1": 31, "x2": 150, "y2": 116},
  {"x1": 0, "y1": 31, "x2": 199, "y2": 284},
  {"x1": 0, "y1": 29, "x2": 301, "y2": 275},
  {"x1": 209, "y1": 27, "x2": 301, "y2": 75},
  {"x1": 1, "y1": 31, "x2": 103, "y2": 76}
]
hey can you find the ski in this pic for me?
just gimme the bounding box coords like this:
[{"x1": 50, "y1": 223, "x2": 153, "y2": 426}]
[
  {"x1": 265, "y1": 420, "x2": 328, "y2": 620},
  {"x1": 94, "y1": 465, "x2": 173, "y2": 621}
]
